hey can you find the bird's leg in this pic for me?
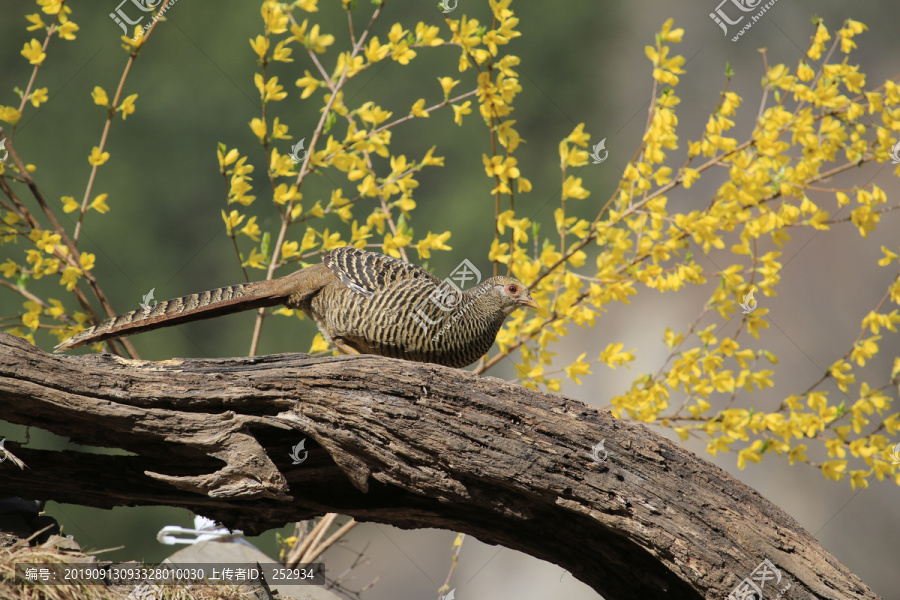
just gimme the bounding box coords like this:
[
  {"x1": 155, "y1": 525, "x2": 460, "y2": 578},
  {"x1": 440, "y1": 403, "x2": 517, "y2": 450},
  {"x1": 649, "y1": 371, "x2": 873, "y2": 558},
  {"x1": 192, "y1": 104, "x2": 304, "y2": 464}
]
[{"x1": 331, "y1": 338, "x2": 361, "y2": 355}]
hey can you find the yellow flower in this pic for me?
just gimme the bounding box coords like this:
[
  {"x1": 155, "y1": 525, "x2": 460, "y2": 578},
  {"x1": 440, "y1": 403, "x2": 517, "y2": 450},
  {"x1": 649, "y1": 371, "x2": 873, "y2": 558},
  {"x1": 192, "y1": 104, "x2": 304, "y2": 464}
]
[
  {"x1": 365, "y1": 36, "x2": 390, "y2": 63},
  {"x1": 309, "y1": 333, "x2": 330, "y2": 353},
  {"x1": 415, "y1": 22, "x2": 443, "y2": 46},
  {"x1": 26, "y1": 14, "x2": 46, "y2": 31},
  {"x1": 90, "y1": 194, "x2": 110, "y2": 214},
  {"x1": 391, "y1": 41, "x2": 416, "y2": 65},
  {"x1": 250, "y1": 118, "x2": 267, "y2": 142},
  {"x1": 452, "y1": 101, "x2": 471, "y2": 126},
  {"x1": 297, "y1": 0, "x2": 318, "y2": 11},
  {"x1": 250, "y1": 35, "x2": 269, "y2": 59},
  {"x1": 410, "y1": 99, "x2": 429, "y2": 118},
  {"x1": 38, "y1": 0, "x2": 64, "y2": 15},
  {"x1": 218, "y1": 147, "x2": 239, "y2": 171},
  {"x1": 79, "y1": 252, "x2": 95, "y2": 271},
  {"x1": 61, "y1": 196, "x2": 79, "y2": 213},
  {"x1": 295, "y1": 70, "x2": 320, "y2": 99},
  {"x1": 562, "y1": 176, "x2": 590, "y2": 200},
  {"x1": 787, "y1": 444, "x2": 807, "y2": 465},
  {"x1": 566, "y1": 123, "x2": 590, "y2": 146},
  {"x1": 56, "y1": 20, "x2": 79, "y2": 40},
  {"x1": 261, "y1": 1, "x2": 288, "y2": 34},
  {"x1": 121, "y1": 27, "x2": 145, "y2": 50},
  {"x1": 272, "y1": 117, "x2": 290, "y2": 139},
  {"x1": 281, "y1": 240, "x2": 299, "y2": 259},
  {"x1": 273, "y1": 183, "x2": 301, "y2": 206},
  {"x1": 30, "y1": 88, "x2": 49, "y2": 107},
  {"x1": 221, "y1": 210, "x2": 244, "y2": 236},
  {"x1": 92, "y1": 86, "x2": 109, "y2": 106},
  {"x1": 0, "y1": 106, "x2": 22, "y2": 125},
  {"x1": 821, "y1": 460, "x2": 846, "y2": 481},
  {"x1": 599, "y1": 343, "x2": 635, "y2": 369},
  {"x1": 737, "y1": 440, "x2": 764, "y2": 470},
  {"x1": 681, "y1": 168, "x2": 699, "y2": 188},
  {"x1": 21, "y1": 39, "x2": 46, "y2": 65},
  {"x1": 415, "y1": 231, "x2": 451, "y2": 258},
  {"x1": 0, "y1": 259, "x2": 17, "y2": 278},
  {"x1": 118, "y1": 94, "x2": 138, "y2": 120},
  {"x1": 307, "y1": 24, "x2": 334, "y2": 54},
  {"x1": 358, "y1": 102, "x2": 392, "y2": 126},
  {"x1": 254, "y1": 74, "x2": 288, "y2": 102},
  {"x1": 850, "y1": 336, "x2": 881, "y2": 367},
  {"x1": 242, "y1": 247, "x2": 267, "y2": 269},
  {"x1": 849, "y1": 470, "x2": 869, "y2": 490},
  {"x1": 60, "y1": 266, "x2": 81, "y2": 291},
  {"x1": 659, "y1": 18, "x2": 683, "y2": 43},
  {"x1": 838, "y1": 19, "x2": 868, "y2": 53},
  {"x1": 807, "y1": 22, "x2": 831, "y2": 61},
  {"x1": 299, "y1": 227, "x2": 317, "y2": 253},
  {"x1": 239, "y1": 216, "x2": 262, "y2": 241},
  {"x1": 88, "y1": 146, "x2": 110, "y2": 166},
  {"x1": 320, "y1": 229, "x2": 344, "y2": 251},
  {"x1": 439, "y1": 77, "x2": 459, "y2": 99},
  {"x1": 272, "y1": 39, "x2": 293, "y2": 62},
  {"x1": 851, "y1": 204, "x2": 880, "y2": 237}
]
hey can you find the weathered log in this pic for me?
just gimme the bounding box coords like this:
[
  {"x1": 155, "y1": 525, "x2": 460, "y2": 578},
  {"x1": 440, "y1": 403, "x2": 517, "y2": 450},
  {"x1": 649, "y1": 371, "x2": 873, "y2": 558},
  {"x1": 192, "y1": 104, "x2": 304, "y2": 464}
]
[{"x1": 0, "y1": 333, "x2": 879, "y2": 600}]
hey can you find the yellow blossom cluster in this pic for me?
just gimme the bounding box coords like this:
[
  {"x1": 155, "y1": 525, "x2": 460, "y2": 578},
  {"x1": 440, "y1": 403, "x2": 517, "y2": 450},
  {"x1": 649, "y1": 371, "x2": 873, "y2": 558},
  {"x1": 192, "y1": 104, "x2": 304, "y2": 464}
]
[
  {"x1": 1, "y1": 0, "x2": 898, "y2": 492},
  {"x1": 480, "y1": 17, "x2": 899, "y2": 489}
]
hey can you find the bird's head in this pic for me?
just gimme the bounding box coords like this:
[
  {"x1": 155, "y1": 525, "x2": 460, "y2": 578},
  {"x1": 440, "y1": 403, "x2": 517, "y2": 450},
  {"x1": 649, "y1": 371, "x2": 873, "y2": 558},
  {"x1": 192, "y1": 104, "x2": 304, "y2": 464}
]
[{"x1": 480, "y1": 276, "x2": 538, "y2": 316}]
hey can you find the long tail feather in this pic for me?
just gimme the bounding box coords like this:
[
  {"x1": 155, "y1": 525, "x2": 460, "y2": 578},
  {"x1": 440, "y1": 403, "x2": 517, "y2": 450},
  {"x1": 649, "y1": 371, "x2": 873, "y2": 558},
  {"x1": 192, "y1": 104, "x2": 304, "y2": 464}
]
[{"x1": 54, "y1": 280, "x2": 288, "y2": 352}]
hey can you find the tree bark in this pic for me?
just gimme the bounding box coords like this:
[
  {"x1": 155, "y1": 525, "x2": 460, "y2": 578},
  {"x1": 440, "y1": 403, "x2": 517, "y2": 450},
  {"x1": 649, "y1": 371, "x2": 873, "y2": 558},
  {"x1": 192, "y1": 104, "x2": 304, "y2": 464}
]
[{"x1": 0, "y1": 333, "x2": 879, "y2": 600}]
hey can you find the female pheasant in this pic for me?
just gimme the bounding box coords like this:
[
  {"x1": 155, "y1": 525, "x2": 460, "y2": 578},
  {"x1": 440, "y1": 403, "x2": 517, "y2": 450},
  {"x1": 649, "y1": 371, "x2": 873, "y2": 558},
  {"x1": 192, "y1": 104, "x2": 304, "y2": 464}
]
[{"x1": 55, "y1": 247, "x2": 538, "y2": 368}]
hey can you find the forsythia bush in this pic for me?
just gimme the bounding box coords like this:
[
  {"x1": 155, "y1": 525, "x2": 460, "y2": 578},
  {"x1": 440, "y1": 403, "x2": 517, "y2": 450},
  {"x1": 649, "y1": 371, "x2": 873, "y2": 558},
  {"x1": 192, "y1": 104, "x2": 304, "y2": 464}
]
[{"x1": 1, "y1": 0, "x2": 898, "y2": 490}]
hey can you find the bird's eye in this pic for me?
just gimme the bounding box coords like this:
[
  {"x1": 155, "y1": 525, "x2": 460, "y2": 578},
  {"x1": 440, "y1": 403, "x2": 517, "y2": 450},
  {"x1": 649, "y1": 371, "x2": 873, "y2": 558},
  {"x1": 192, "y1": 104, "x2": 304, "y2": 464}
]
[{"x1": 507, "y1": 284, "x2": 519, "y2": 294}]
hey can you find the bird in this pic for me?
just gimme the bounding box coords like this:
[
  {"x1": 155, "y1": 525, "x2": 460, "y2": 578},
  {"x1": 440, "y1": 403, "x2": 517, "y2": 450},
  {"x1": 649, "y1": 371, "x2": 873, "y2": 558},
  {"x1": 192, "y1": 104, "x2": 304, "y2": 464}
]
[{"x1": 55, "y1": 246, "x2": 538, "y2": 368}]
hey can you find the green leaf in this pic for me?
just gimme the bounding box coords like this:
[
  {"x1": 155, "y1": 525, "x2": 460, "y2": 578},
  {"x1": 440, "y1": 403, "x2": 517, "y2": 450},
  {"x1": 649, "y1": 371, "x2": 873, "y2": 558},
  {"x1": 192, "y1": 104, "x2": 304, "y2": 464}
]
[
  {"x1": 261, "y1": 231, "x2": 271, "y2": 259},
  {"x1": 323, "y1": 110, "x2": 337, "y2": 134}
]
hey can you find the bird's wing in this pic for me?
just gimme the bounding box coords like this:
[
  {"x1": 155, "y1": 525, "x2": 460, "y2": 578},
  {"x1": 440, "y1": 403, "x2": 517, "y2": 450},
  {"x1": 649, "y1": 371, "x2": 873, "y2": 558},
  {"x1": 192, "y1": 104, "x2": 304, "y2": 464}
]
[{"x1": 324, "y1": 246, "x2": 440, "y2": 297}]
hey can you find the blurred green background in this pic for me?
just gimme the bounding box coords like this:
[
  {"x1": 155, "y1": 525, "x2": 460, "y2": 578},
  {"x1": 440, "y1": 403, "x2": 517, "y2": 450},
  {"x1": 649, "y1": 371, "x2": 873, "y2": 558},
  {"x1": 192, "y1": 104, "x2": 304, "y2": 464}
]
[{"x1": 2, "y1": 1, "x2": 899, "y2": 598}]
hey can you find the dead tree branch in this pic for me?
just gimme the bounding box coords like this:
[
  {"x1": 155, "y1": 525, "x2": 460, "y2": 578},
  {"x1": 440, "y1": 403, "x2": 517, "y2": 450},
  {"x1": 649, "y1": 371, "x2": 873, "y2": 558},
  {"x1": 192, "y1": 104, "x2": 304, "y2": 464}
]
[{"x1": 0, "y1": 334, "x2": 878, "y2": 600}]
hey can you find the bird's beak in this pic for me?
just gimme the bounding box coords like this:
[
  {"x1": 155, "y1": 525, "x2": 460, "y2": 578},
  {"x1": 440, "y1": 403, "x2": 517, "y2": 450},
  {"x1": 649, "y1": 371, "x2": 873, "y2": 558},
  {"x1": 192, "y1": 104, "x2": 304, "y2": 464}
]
[{"x1": 518, "y1": 296, "x2": 539, "y2": 309}]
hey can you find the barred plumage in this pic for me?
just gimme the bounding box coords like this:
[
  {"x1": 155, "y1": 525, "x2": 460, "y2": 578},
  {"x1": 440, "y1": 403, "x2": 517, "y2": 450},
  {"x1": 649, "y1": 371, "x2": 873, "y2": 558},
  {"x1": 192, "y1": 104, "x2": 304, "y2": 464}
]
[{"x1": 55, "y1": 247, "x2": 538, "y2": 368}]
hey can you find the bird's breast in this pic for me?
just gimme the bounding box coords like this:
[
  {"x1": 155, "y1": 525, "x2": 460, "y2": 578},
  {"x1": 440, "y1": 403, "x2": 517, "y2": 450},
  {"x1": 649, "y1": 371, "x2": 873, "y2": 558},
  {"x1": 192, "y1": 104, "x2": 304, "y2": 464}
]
[{"x1": 310, "y1": 280, "x2": 500, "y2": 367}]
